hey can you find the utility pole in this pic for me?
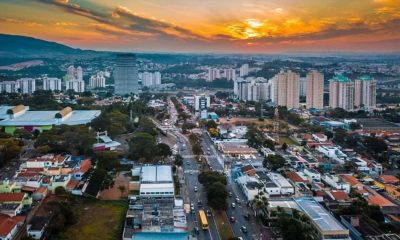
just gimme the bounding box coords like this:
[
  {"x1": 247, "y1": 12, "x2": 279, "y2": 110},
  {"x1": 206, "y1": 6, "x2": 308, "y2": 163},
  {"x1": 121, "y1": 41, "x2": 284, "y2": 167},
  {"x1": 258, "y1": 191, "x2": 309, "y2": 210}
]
[{"x1": 273, "y1": 107, "x2": 280, "y2": 143}]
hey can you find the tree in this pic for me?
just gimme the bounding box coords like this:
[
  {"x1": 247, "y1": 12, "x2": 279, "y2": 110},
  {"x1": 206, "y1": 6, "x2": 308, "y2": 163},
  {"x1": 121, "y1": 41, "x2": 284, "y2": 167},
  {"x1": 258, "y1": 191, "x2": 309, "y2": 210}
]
[
  {"x1": 94, "y1": 151, "x2": 120, "y2": 171},
  {"x1": 281, "y1": 142, "x2": 288, "y2": 151},
  {"x1": 118, "y1": 185, "x2": 126, "y2": 197},
  {"x1": 206, "y1": 182, "x2": 228, "y2": 210},
  {"x1": 263, "y1": 154, "x2": 286, "y2": 171},
  {"x1": 198, "y1": 171, "x2": 227, "y2": 186},
  {"x1": 246, "y1": 125, "x2": 264, "y2": 148},
  {"x1": 54, "y1": 186, "x2": 67, "y2": 196},
  {"x1": 205, "y1": 120, "x2": 217, "y2": 129},
  {"x1": 129, "y1": 132, "x2": 158, "y2": 163},
  {"x1": 157, "y1": 143, "x2": 172, "y2": 160},
  {"x1": 208, "y1": 128, "x2": 218, "y2": 137},
  {"x1": 364, "y1": 136, "x2": 388, "y2": 154},
  {"x1": 174, "y1": 154, "x2": 183, "y2": 166}
]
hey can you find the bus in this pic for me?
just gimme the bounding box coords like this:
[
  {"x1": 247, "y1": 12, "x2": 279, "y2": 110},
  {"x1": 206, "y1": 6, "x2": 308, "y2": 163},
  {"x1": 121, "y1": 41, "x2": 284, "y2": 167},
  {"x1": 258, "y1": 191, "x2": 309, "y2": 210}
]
[{"x1": 199, "y1": 210, "x2": 209, "y2": 230}]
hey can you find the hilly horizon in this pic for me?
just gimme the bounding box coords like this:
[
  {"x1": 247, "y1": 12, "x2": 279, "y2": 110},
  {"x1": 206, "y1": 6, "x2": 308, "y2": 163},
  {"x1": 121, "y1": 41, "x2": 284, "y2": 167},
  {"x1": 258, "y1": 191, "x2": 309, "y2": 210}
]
[{"x1": 0, "y1": 34, "x2": 99, "y2": 58}]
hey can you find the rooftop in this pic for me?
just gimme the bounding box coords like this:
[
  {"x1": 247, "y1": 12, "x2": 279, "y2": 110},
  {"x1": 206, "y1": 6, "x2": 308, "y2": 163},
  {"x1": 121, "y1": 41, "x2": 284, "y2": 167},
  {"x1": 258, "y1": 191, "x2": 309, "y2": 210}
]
[
  {"x1": 330, "y1": 74, "x2": 352, "y2": 83},
  {"x1": 0, "y1": 108, "x2": 100, "y2": 126},
  {"x1": 141, "y1": 165, "x2": 173, "y2": 183},
  {"x1": 295, "y1": 198, "x2": 348, "y2": 233}
]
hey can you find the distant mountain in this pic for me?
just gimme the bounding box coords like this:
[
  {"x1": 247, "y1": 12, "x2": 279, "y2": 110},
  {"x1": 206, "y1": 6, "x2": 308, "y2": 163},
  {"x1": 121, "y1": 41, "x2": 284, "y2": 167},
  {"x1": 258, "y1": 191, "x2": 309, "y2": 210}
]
[{"x1": 0, "y1": 34, "x2": 98, "y2": 58}]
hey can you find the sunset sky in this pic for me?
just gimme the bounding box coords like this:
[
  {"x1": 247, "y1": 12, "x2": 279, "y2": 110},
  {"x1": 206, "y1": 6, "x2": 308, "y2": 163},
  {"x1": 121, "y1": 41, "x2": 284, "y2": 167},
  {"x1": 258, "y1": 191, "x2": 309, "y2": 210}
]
[{"x1": 1, "y1": 0, "x2": 399, "y2": 53}]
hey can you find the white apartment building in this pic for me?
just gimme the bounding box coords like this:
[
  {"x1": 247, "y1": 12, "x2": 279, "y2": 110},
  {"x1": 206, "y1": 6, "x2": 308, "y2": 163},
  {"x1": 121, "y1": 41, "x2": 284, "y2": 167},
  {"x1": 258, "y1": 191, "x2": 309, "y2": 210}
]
[
  {"x1": 141, "y1": 71, "x2": 162, "y2": 87},
  {"x1": 43, "y1": 78, "x2": 62, "y2": 91},
  {"x1": 194, "y1": 95, "x2": 210, "y2": 111},
  {"x1": 0, "y1": 81, "x2": 19, "y2": 93},
  {"x1": 66, "y1": 79, "x2": 85, "y2": 93},
  {"x1": 76, "y1": 66, "x2": 83, "y2": 81},
  {"x1": 224, "y1": 68, "x2": 236, "y2": 81},
  {"x1": 207, "y1": 68, "x2": 219, "y2": 82},
  {"x1": 329, "y1": 75, "x2": 354, "y2": 111},
  {"x1": 354, "y1": 75, "x2": 376, "y2": 110},
  {"x1": 272, "y1": 70, "x2": 300, "y2": 109},
  {"x1": 17, "y1": 78, "x2": 36, "y2": 94},
  {"x1": 89, "y1": 74, "x2": 106, "y2": 88},
  {"x1": 306, "y1": 70, "x2": 324, "y2": 109},
  {"x1": 239, "y1": 64, "x2": 249, "y2": 77},
  {"x1": 234, "y1": 77, "x2": 272, "y2": 102}
]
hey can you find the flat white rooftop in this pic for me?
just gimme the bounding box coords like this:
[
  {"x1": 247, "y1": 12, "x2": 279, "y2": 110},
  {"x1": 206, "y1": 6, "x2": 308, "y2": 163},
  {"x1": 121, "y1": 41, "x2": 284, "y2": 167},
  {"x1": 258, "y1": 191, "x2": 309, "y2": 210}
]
[
  {"x1": 295, "y1": 198, "x2": 348, "y2": 232},
  {"x1": 0, "y1": 110, "x2": 101, "y2": 126},
  {"x1": 141, "y1": 165, "x2": 173, "y2": 183}
]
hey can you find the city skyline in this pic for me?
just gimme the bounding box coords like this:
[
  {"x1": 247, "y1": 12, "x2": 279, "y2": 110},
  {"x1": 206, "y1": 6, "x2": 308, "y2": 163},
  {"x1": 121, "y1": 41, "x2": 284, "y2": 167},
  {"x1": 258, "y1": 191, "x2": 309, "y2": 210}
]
[{"x1": 1, "y1": 0, "x2": 399, "y2": 53}]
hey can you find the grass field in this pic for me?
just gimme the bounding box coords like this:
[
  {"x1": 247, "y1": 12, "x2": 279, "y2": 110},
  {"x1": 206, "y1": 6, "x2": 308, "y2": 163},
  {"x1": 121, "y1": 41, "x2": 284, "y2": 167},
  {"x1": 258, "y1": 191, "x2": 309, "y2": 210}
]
[
  {"x1": 58, "y1": 200, "x2": 127, "y2": 240},
  {"x1": 279, "y1": 136, "x2": 299, "y2": 146},
  {"x1": 213, "y1": 210, "x2": 234, "y2": 240}
]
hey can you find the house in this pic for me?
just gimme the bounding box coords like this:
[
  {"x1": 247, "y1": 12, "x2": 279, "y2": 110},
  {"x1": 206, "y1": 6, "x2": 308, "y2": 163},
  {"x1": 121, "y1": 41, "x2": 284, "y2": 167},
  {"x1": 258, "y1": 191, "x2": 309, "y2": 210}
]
[
  {"x1": 325, "y1": 190, "x2": 352, "y2": 207},
  {"x1": 32, "y1": 187, "x2": 48, "y2": 201},
  {"x1": 379, "y1": 175, "x2": 399, "y2": 185},
  {"x1": 322, "y1": 175, "x2": 350, "y2": 193},
  {"x1": 27, "y1": 216, "x2": 50, "y2": 240},
  {"x1": 49, "y1": 175, "x2": 71, "y2": 193},
  {"x1": 25, "y1": 154, "x2": 71, "y2": 169},
  {"x1": 241, "y1": 165, "x2": 256, "y2": 176},
  {"x1": 264, "y1": 173, "x2": 294, "y2": 196},
  {"x1": 0, "y1": 192, "x2": 31, "y2": 206},
  {"x1": 73, "y1": 159, "x2": 92, "y2": 180},
  {"x1": 340, "y1": 175, "x2": 364, "y2": 190},
  {"x1": 236, "y1": 175, "x2": 261, "y2": 201},
  {"x1": 312, "y1": 133, "x2": 328, "y2": 142},
  {"x1": 0, "y1": 213, "x2": 26, "y2": 240},
  {"x1": 286, "y1": 171, "x2": 309, "y2": 184},
  {"x1": 0, "y1": 180, "x2": 20, "y2": 193},
  {"x1": 316, "y1": 146, "x2": 348, "y2": 164},
  {"x1": 0, "y1": 203, "x2": 23, "y2": 217},
  {"x1": 304, "y1": 168, "x2": 321, "y2": 181}
]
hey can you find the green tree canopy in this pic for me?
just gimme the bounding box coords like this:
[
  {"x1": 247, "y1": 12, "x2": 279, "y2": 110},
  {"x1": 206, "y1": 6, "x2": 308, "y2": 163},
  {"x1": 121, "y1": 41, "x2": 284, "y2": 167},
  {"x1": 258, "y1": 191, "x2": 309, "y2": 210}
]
[{"x1": 263, "y1": 154, "x2": 287, "y2": 171}]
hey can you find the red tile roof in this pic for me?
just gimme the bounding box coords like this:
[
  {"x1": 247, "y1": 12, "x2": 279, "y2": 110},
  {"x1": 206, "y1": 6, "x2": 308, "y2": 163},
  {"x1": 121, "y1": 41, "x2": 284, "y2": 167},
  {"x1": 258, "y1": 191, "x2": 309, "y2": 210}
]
[
  {"x1": 79, "y1": 159, "x2": 92, "y2": 173},
  {"x1": 66, "y1": 180, "x2": 79, "y2": 190},
  {"x1": 21, "y1": 186, "x2": 37, "y2": 192},
  {"x1": 380, "y1": 175, "x2": 399, "y2": 184},
  {"x1": 368, "y1": 194, "x2": 396, "y2": 207},
  {"x1": 341, "y1": 175, "x2": 363, "y2": 187},
  {"x1": 0, "y1": 193, "x2": 25, "y2": 202},
  {"x1": 36, "y1": 186, "x2": 47, "y2": 195},
  {"x1": 286, "y1": 171, "x2": 308, "y2": 183},
  {"x1": 327, "y1": 190, "x2": 351, "y2": 201},
  {"x1": 0, "y1": 214, "x2": 25, "y2": 237}
]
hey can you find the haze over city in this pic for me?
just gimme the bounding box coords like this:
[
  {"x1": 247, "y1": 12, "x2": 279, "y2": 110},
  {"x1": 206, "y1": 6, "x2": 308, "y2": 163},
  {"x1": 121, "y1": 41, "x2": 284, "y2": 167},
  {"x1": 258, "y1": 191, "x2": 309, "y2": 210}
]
[{"x1": 1, "y1": 0, "x2": 400, "y2": 53}]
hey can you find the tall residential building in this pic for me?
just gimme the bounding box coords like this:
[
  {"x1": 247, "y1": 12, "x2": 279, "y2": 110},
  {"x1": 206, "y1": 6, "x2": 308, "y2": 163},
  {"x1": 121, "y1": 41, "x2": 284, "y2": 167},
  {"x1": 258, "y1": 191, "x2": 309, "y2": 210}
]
[
  {"x1": 114, "y1": 53, "x2": 138, "y2": 95},
  {"x1": 306, "y1": 70, "x2": 324, "y2": 109},
  {"x1": 76, "y1": 66, "x2": 83, "y2": 81},
  {"x1": 17, "y1": 78, "x2": 36, "y2": 94},
  {"x1": 0, "y1": 81, "x2": 19, "y2": 93},
  {"x1": 66, "y1": 79, "x2": 85, "y2": 93},
  {"x1": 207, "y1": 68, "x2": 219, "y2": 82},
  {"x1": 272, "y1": 70, "x2": 300, "y2": 109},
  {"x1": 224, "y1": 68, "x2": 236, "y2": 81},
  {"x1": 239, "y1": 64, "x2": 249, "y2": 77},
  {"x1": 329, "y1": 75, "x2": 354, "y2": 111},
  {"x1": 89, "y1": 74, "x2": 106, "y2": 88},
  {"x1": 194, "y1": 95, "x2": 210, "y2": 111},
  {"x1": 234, "y1": 77, "x2": 272, "y2": 101},
  {"x1": 67, "y1": 66, "x2": 75, "y2": 76},
  {"x1": 354, "y1": 75, "x2": 376, "y2": 110},
  {"x1": 141, "y1": 72, "x2": 162, "y2": 87},
  {"x1": 43, "y1": 78, "x2": 62, "y2": 91}
]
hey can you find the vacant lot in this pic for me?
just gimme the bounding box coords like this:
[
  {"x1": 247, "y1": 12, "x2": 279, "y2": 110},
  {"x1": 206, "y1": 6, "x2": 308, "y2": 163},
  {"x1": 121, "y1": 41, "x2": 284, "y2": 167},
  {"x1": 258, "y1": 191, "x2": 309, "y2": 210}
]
[{"x1": 58, "y1": 200, "x2": 127, "y2": 240}]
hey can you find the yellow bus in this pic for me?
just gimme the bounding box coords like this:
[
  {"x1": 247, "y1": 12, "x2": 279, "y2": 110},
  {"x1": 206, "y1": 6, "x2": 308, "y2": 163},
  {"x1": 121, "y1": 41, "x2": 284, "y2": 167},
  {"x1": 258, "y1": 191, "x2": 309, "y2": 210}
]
[{"x1": 199, "y1": 210, "x2": 209, "y2": 230}]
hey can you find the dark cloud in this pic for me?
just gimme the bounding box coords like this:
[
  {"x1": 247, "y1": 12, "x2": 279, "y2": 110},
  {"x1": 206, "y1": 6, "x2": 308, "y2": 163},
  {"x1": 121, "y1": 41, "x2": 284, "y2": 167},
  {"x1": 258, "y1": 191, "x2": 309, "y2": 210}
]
[{"x1": 32, "y1": 0, "x2": 206, "y2": 40}]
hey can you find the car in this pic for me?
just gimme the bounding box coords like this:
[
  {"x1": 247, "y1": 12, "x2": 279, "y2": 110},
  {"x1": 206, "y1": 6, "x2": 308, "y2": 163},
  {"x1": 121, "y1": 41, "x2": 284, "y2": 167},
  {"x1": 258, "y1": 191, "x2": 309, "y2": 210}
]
[
  {"x1": 229, "y1": 216, "x2": 236, "y2": 222},
  {"x1": 186, "y1": 160, "x2": 190, "y2": 165},
  {"x1": 198, "y1": 200, "x2": 203, "y2": 208},
  {"x1": 228, "y1": 192, "x2": 233, "y2": 197},
  {"x1": 194, "y1": 227, "x2": 199, "y2": 234},
  {"x1": 206, "y1": 209, "x2": 211, "y2": 217},
  {"x1": 194, "y1": 186, "x2": 198, "y2": 192},
  {"x1": 190, "y1": 203, "x2": 194, "y2": 208},
  {"x1": 241, "y1": 226, "x2": 248, "y2": 233},
  {"x1": 191, "y1": 207, "x2": 195, "y2": 214},
  {"x1": 231, "y1": 202, "x2": 236, "y2": 208},
  {"x1": 190, "y1": 171, "x2": 193, "y2": 175},
  {"x1": 236, "y1": 197, "x2": 240, "y2": 203},
  {"x1": 243, "y1": 212, "x2": 250, "y2": 220}
]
